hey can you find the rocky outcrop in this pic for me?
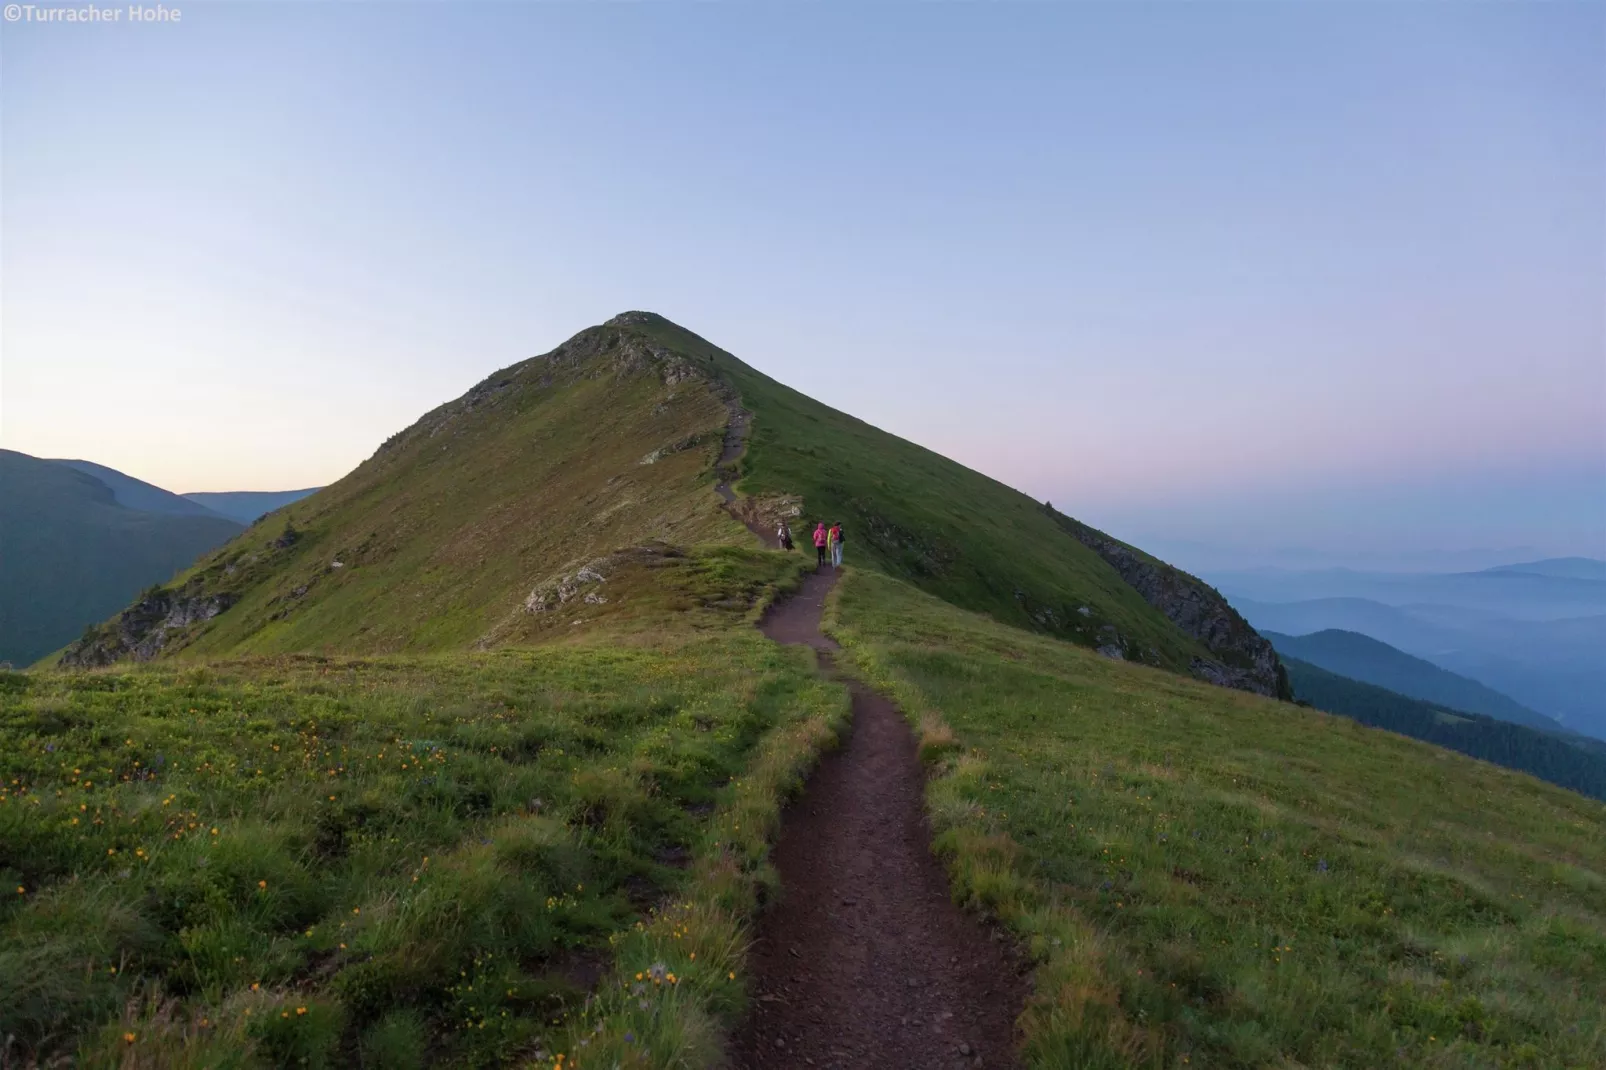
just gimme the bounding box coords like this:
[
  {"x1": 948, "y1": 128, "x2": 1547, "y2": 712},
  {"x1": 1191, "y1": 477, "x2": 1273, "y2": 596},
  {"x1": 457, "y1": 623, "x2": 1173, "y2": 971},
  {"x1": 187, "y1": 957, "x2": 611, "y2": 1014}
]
[
  {"x1": 523, "y1": 544, "x2": 685, "y2": 614},
  {"x1": 1043, "y1": 504, "x2": 1291, "y2": 699},
  {"x1": 60, "y1": 585, "x2": 236, "y2": 668}
]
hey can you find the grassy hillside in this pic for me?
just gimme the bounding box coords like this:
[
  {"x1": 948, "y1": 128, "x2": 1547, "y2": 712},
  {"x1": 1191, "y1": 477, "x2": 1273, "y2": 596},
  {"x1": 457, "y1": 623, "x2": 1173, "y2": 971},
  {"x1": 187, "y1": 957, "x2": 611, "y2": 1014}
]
[
  {"x1": 830, "y1": 569, "x2": 1606, "y2": 1069},
  {"x1": 1266, "y1": 629, "x2": 1567, "y2": 735},
  {"x1": 1, "y1": 551, "x2": 850, "y2": 1068},
  {"x1": 615, "y1": 314, "x2": 1233, "y2": 677},
  {"x1": 0, "y1": 451, "x2": 243, "y2": 667},
  {"x1": 63, "y1": 321, "x2": 754, "y2": 663},
  {"x1": 64, "y1": 313, "x2": 1249, "y2": 695}
]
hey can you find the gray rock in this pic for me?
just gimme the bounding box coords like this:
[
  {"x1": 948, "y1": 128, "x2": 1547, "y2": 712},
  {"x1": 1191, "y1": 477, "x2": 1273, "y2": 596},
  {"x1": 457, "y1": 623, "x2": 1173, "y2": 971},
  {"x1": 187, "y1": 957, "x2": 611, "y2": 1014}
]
[
  {"x1": 1043, "y1": 504, "x2": 1290, "y2": 698},
  {"x1": 60, "y1": 585, "x2": 236, "y2": 667}
]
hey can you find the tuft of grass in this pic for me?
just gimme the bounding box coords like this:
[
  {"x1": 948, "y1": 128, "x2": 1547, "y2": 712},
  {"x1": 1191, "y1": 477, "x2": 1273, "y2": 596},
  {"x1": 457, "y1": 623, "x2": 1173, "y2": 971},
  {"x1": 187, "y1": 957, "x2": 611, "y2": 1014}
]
[{"x1": 830, "y1": 568, "x2": 1606, "y2": 1069}]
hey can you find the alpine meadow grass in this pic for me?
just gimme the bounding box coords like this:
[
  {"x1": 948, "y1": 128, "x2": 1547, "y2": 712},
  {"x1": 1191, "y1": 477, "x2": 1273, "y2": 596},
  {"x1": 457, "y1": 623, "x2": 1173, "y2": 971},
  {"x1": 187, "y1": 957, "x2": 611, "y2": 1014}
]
[
  {"x1": 830, "y1": 568, "x2": 1606, "y2": 1069},
  {"x1": 1, "y1": 617, "x2": 848, "y2": 1067}
]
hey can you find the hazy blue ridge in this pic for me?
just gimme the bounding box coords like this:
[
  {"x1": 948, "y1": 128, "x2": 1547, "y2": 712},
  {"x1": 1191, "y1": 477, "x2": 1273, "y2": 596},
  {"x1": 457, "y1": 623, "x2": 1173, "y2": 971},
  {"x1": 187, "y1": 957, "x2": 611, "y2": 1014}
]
[
  {"x1": 182, "y1": 488, "x2": 322, "y2": 524},
  {"x1": 1264, "y1": 629, "x2": 1567, "y2": 735}
]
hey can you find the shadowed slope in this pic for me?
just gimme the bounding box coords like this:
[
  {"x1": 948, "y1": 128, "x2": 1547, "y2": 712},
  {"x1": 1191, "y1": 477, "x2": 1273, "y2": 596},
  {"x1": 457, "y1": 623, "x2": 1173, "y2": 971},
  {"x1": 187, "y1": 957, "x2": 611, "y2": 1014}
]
[{"x1": 0, "y1": 451, "x2": 243, "y2": 666}]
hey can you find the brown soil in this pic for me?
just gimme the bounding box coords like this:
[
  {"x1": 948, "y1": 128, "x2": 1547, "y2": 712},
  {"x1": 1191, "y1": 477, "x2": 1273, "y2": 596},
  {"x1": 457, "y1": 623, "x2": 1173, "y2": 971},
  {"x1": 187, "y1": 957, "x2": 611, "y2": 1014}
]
[{"x1": 732, "y1": 569, "x2": 1027, "y2": 1070}]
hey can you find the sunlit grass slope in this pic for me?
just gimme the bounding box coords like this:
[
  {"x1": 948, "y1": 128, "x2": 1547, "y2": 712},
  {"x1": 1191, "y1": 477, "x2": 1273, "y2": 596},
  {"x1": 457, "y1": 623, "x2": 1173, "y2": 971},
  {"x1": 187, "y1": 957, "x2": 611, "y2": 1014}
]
[
  {"x1": 620, "y1": 315, "x2": 1217, "y2": 673},
  {"x1": 831, "y1": 569, "x2": 1606, "y2": 1069},
  {"x1": 2, "y1": 551, "x2": 849, "y2": 1068}
]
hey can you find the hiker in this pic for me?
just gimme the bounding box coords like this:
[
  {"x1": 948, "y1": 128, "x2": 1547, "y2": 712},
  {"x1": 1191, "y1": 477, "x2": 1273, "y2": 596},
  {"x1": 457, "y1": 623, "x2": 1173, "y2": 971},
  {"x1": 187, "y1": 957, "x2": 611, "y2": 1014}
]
[
  {"x1": 813, "y1": 522, "x2": 828, "y2": 570},
  {"x1": 830, "y1": 522, "x2": 844, "y2": 568},
  {"x1": 777, "y1": 520, "x2": 794, "y2": 551}
]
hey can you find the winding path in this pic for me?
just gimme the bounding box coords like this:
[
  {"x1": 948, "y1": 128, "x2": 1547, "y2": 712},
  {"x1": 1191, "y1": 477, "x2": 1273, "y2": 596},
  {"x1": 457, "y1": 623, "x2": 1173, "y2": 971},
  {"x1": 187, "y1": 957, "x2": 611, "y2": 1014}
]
[
  {"x1": 732, "y1": 569, "x2": 1026, "y2": 1069},
  {"x1": 714, "y1": 405, "x2": 780, "y2": 547}
]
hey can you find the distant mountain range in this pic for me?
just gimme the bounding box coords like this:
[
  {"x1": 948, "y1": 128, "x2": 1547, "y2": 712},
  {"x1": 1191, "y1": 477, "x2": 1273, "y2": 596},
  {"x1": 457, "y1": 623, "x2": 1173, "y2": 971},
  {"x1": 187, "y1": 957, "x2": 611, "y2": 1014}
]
[
  {"x1": 181, "y1": 489, "x2": 322, "y2": 524},
  {"x1": 0, "y1": 450, "x2": 319, "y2": 665},
  {"x1": 1208, "y1": 561, "x2": 1606, "y2": 620},
  {"x1": 1215, "y1": 560, "x2": 1606, "y2": 741},
  {"x1": 1282, "y1": 656, "x2": 1606, "y2": 802},
  {"x1": 1485, "y1": 557, "x2": 1606, "y2": 580},
  {"x1": 54, "y1": 459, "x2": 224, "y2": 518},
  {"x1": 54, "y1": 459, "x2": 319, "y2": 525},
  {"x1": 1264, "y1": 629, "x2": 1568, "y2": 735}
]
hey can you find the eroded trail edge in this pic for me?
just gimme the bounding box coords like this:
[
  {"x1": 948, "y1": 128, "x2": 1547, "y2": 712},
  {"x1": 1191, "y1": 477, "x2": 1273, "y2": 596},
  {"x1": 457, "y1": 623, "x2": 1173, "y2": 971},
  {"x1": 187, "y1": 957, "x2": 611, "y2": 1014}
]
[{"x1": 734, "y1": 569, "x2": 1026, "y2": 1070}]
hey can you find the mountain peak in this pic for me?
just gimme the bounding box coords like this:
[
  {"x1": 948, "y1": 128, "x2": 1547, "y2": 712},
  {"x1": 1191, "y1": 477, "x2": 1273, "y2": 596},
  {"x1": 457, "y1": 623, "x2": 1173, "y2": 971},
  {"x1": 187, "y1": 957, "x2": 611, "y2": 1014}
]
[{"x1": 604, "y1": 310, "x2": 679, "y2": 330}]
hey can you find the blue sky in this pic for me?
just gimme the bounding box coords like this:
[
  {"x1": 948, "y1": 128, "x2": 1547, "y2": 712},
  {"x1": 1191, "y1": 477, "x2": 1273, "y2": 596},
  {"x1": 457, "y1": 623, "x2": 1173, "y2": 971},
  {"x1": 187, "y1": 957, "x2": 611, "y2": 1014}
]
[{"x1": 4, "y1": 2, "x2": 1602, "y2": 563}]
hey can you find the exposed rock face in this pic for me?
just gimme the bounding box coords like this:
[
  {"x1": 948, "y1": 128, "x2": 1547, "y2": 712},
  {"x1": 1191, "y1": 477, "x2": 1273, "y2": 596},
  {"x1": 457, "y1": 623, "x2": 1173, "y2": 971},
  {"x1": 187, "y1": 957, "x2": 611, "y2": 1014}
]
[
  {"x1": 60, "y1": 585, "x2": 236, "y2": 668},
  {"x1": 1043, "y1": 504, "x2": 1291, "y2": 699}
]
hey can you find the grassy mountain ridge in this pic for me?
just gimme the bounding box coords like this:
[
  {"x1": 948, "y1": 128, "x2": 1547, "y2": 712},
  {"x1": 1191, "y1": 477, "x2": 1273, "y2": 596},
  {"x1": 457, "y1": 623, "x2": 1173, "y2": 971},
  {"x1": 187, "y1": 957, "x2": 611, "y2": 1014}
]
[
  {"x1": 63, "y1": 313, "x2": 1280, "y2": 696},
  {"x1": 0, "y1": 450, "x2": 244, "y2": 667},
  {"x1": 1265, "y1": 628, "x2": 1568, "y2": 735}
]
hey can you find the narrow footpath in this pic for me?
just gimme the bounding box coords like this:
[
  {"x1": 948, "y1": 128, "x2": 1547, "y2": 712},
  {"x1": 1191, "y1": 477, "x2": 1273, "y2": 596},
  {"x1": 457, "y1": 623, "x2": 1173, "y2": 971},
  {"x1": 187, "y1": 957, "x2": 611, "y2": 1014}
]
[
  {"x1": 732, "y1": 568, "x2": 1026, "y2": 1070},
  {"x1": 714, "y1": 405, "x2": 781, "y2": 549}
]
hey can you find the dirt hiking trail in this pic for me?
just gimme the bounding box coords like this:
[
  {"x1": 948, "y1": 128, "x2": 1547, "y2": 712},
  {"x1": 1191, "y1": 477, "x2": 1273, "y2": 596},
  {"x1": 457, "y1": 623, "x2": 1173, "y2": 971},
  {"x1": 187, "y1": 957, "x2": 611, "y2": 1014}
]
[
  {"x1": 714, "y1": 406, "x2": 781, "y2": 548},
  {"x1": 733, "y1": 568, "x2": 1026, "y2": 1069}
]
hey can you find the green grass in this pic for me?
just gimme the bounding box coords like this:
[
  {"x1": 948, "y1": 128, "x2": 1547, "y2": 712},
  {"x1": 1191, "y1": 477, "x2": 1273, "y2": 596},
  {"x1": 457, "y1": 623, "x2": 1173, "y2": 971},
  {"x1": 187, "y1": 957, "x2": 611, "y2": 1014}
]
[
  {"x1": 37, "y1": 311, "x2": 1606, "y2": 1068},
  {"x1": 1, "y1": 584, "x2": 848, "y2": 1067},
  {"x1": 830, "y1": 568, "x2": 1606, "y2": 1069}
]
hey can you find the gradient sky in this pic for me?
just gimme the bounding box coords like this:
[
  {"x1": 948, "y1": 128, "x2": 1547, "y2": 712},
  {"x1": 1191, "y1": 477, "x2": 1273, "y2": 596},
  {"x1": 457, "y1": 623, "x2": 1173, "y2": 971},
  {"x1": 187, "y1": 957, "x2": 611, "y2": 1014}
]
[{"x1": 4, "y1": 2, "x2": 1603, "y2": 563}]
